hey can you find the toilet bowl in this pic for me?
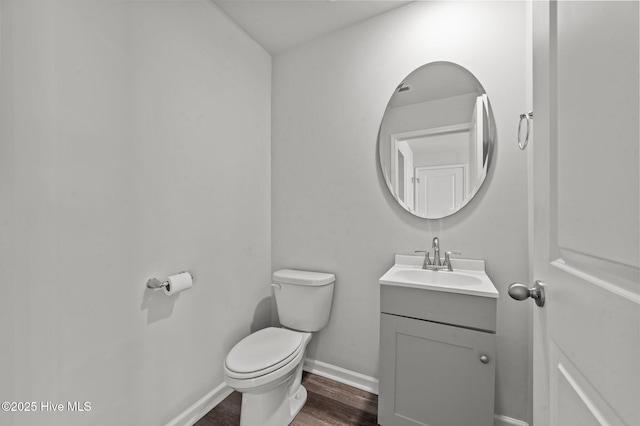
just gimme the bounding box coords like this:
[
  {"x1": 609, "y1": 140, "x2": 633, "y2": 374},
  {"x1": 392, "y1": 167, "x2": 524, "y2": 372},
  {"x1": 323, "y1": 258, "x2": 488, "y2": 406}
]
[
  {"x1": 223, "y1": 269, "x2": 335, "y2": 426},
  {"x1": 224, "y1": 328, "x2": 311, "y2": 426}
]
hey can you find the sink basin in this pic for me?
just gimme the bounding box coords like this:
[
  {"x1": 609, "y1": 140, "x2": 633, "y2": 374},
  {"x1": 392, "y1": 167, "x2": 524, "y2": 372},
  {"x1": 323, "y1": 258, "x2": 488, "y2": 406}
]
[
  {"x1": 379, "y1": 255, "x2": 499, "y2": 298},
  {"x1": 388, "y1": 269, "x2": 483, "y2": 287}
]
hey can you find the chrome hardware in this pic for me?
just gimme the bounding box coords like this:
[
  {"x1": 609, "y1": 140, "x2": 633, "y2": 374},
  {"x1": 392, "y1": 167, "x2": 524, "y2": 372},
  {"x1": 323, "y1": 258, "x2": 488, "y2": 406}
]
[
  {"x1": 146, "y1": 277, "x2": 169, "y2": 290},
  {"x1": 417, "y1": 238, "x2": 460, "y2": 271},
  {"x1": 414, "y1": 250, "x2": 431, "y2": 268},
  {"x1": 508, "y1": 280, "x2": 545, "y2": 307},
  {"x1": 480, "y1": 354, "x2": 490, "y2": 364},
  {"x1": 423, "y1": 264, "x2": 450, "y2": 271},
  {"x1": 432, "y1": 237, "x2": 441, "y2": 266},
  {"x1": 146, "y1": 271, "x2": 193, "y2": 290},
  {"x1": 518, "y1": 111, "x2": 533, "y2": 150},
  {"x1": 443, "y1": 251, "x2": 462, "y2": 271}
]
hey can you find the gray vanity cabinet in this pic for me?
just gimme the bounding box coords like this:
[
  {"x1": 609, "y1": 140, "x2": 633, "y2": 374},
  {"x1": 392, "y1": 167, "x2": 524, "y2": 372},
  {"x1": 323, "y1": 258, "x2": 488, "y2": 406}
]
[{"x1": 378, "y1": 285, "x2": 497, "y2": 426}]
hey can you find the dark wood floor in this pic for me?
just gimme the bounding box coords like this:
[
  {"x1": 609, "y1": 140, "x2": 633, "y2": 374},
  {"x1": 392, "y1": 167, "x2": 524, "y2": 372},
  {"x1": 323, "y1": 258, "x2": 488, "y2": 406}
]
[{"x1": 196, "y1": 372, "x2": 379, "y2": 426}]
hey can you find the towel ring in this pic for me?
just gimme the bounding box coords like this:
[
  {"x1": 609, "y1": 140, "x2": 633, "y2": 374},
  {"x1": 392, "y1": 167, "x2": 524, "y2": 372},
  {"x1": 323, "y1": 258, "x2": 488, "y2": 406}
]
[{"x1": 518, "y1": 111, "x2": 533, "y2": 150}]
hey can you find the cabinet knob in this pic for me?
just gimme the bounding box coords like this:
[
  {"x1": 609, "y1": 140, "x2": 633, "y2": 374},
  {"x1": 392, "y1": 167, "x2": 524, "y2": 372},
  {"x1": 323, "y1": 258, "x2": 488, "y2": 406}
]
[{"x1": 480, "y1": 354, "x2": 490, "y2": 364}]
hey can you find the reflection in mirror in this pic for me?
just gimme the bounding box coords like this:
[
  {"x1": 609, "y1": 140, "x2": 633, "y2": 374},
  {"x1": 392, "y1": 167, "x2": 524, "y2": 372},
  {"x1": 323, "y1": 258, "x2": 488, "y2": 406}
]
[{"x1": 378, "y1": 62, "x2": 495, "y2": 219}]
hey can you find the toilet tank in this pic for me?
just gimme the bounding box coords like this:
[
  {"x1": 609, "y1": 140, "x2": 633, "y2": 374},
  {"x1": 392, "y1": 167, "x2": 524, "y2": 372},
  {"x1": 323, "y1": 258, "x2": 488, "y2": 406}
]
[{"x1": 272, "y1": 269, "x2": 335, "y2": 332}]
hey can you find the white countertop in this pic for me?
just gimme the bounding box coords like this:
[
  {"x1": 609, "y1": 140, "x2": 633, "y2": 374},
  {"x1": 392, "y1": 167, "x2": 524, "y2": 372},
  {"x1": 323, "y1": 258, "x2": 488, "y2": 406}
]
[{"x1": 379, "y1": 255, "x2": 499, "y2": 299}]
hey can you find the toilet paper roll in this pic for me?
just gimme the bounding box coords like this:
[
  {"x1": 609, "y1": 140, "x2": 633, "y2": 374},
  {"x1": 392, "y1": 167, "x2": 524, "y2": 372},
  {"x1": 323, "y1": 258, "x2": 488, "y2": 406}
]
[{"x1": 164, "y1": 272, "x2": 193, "y2": 296}]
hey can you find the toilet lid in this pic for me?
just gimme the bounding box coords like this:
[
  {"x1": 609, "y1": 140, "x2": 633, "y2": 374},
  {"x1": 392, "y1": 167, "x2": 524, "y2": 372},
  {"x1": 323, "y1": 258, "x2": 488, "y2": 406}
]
[{"x1": 225, "y1": 328, "x2": 303, "y2": 376}]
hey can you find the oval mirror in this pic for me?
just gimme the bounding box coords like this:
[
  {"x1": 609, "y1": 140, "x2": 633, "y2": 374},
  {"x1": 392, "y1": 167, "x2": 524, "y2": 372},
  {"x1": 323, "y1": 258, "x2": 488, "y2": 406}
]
[{"x1": 378, "y1": 62, "x2": 495, "y2": 219}]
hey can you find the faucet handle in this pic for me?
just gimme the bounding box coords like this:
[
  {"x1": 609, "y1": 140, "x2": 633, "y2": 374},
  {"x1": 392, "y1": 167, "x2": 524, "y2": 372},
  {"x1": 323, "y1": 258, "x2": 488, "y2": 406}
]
[
  {"x1": 444, "y1": 251, "x2": 462, "y2": 266},
  {"x1": 414, "y1": 250, "x2": 432, "y2": 266},
  {"x1": 443, "y1": 251, "x2": 461, "y2": 269}
]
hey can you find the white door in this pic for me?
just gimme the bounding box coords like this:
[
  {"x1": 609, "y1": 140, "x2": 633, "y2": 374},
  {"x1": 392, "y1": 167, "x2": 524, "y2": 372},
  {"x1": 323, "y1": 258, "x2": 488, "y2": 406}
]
[
  {"x1": 529, "y1": 2, "x2": 639, "y2": 425},
  {"x1": 416, "y1": 165, "x2": 464, "y2": 218},
  {"x1": 470, "y1": 94, "x2": 488, "y2": 191},
  {"x1": 395, "y1": 141, "x2": 415, "y2": 212}
]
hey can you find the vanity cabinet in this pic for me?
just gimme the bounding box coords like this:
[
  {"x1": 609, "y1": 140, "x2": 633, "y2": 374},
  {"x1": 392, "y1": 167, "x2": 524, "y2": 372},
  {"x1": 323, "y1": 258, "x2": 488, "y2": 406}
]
[{"x1": 378, "y1": 279, "x2": 497, "y2": 426}]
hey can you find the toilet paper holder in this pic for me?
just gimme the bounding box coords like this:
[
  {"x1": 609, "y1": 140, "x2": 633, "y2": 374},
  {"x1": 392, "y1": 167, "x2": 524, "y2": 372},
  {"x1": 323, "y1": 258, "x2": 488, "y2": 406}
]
[{"x1": 146, "y1": 272, "x2": 193, "y2": 290}]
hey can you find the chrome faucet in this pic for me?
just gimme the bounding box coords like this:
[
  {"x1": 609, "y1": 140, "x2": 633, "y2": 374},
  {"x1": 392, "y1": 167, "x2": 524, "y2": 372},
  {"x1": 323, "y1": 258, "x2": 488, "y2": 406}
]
[
  {"x1": 432, "y1": 237, "x2": 441, "y2": 266},
  {"x1": 415, "y1": 237, "x2": 461, "y2": 271}
]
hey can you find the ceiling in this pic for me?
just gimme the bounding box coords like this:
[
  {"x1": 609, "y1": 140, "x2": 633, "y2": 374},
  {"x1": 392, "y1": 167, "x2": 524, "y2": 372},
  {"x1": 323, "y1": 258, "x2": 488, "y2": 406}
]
[
  {"x1": 389, "y1": 62, "x2": 483, "y2": 108},
  {"x1": 212, "y1": 0, "x2": 412, "y2": 55}
]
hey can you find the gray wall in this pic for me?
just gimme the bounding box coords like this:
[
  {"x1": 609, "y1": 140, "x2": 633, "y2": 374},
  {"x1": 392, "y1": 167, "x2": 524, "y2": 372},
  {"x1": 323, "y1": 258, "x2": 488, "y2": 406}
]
[
  {"x1": 272, "y1": 1, "x2": 531, "y2": 424},
  {"x1": 0, "y1": 1, "x2": 271, "y2": 425}
]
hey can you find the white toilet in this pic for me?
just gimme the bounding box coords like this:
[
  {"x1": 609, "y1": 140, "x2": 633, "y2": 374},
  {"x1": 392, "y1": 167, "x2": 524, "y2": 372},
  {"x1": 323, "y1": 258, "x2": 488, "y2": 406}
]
[{"x1": 223, "y1": 269, "x2": 335, "y2": 426}]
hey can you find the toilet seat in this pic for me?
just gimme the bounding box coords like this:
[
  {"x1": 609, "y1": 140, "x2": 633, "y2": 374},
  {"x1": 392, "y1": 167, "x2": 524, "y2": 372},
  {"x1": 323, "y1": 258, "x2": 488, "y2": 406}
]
[{"x1": 225, "y1": 328, "x2": 303, "y2": 380}]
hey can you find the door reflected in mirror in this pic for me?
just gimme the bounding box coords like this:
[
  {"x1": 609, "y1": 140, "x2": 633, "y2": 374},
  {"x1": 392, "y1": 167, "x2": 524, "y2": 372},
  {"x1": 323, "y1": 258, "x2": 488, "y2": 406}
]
[{"x1": 378, "y1": 62, "x2": 495, "y2": 219}]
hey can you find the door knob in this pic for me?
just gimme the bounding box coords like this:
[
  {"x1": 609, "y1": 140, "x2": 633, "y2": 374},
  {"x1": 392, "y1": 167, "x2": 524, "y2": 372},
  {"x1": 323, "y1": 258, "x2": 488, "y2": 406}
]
[{"x1": 508, "y1": 281, "x2": 545, "y2": 307}]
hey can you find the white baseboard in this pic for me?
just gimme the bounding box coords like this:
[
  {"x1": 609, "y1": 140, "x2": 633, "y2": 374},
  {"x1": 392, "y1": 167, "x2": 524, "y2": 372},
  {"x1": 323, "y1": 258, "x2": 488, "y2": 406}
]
[
  {"x1": 303, "y1": 358, "x2": 379, "y2": 395},
  {"x1": 166, "y1": 381, "x2": 233, "y2": 426},
  {"x1": 494, "y1": 414, "x2": 530, "y2": 426}
]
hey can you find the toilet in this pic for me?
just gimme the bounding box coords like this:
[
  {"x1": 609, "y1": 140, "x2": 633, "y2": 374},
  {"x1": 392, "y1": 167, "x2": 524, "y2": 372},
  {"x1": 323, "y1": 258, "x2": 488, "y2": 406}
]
[{"x1": 223, "y1": 269, "x2": 335, "y2": 426}]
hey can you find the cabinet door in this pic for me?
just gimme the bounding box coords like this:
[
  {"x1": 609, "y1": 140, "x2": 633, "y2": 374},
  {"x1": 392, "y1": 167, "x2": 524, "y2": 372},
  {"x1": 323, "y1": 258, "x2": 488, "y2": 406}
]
[{"x1": 379, "y1": 314, "x2": 495, "y2": 426}]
